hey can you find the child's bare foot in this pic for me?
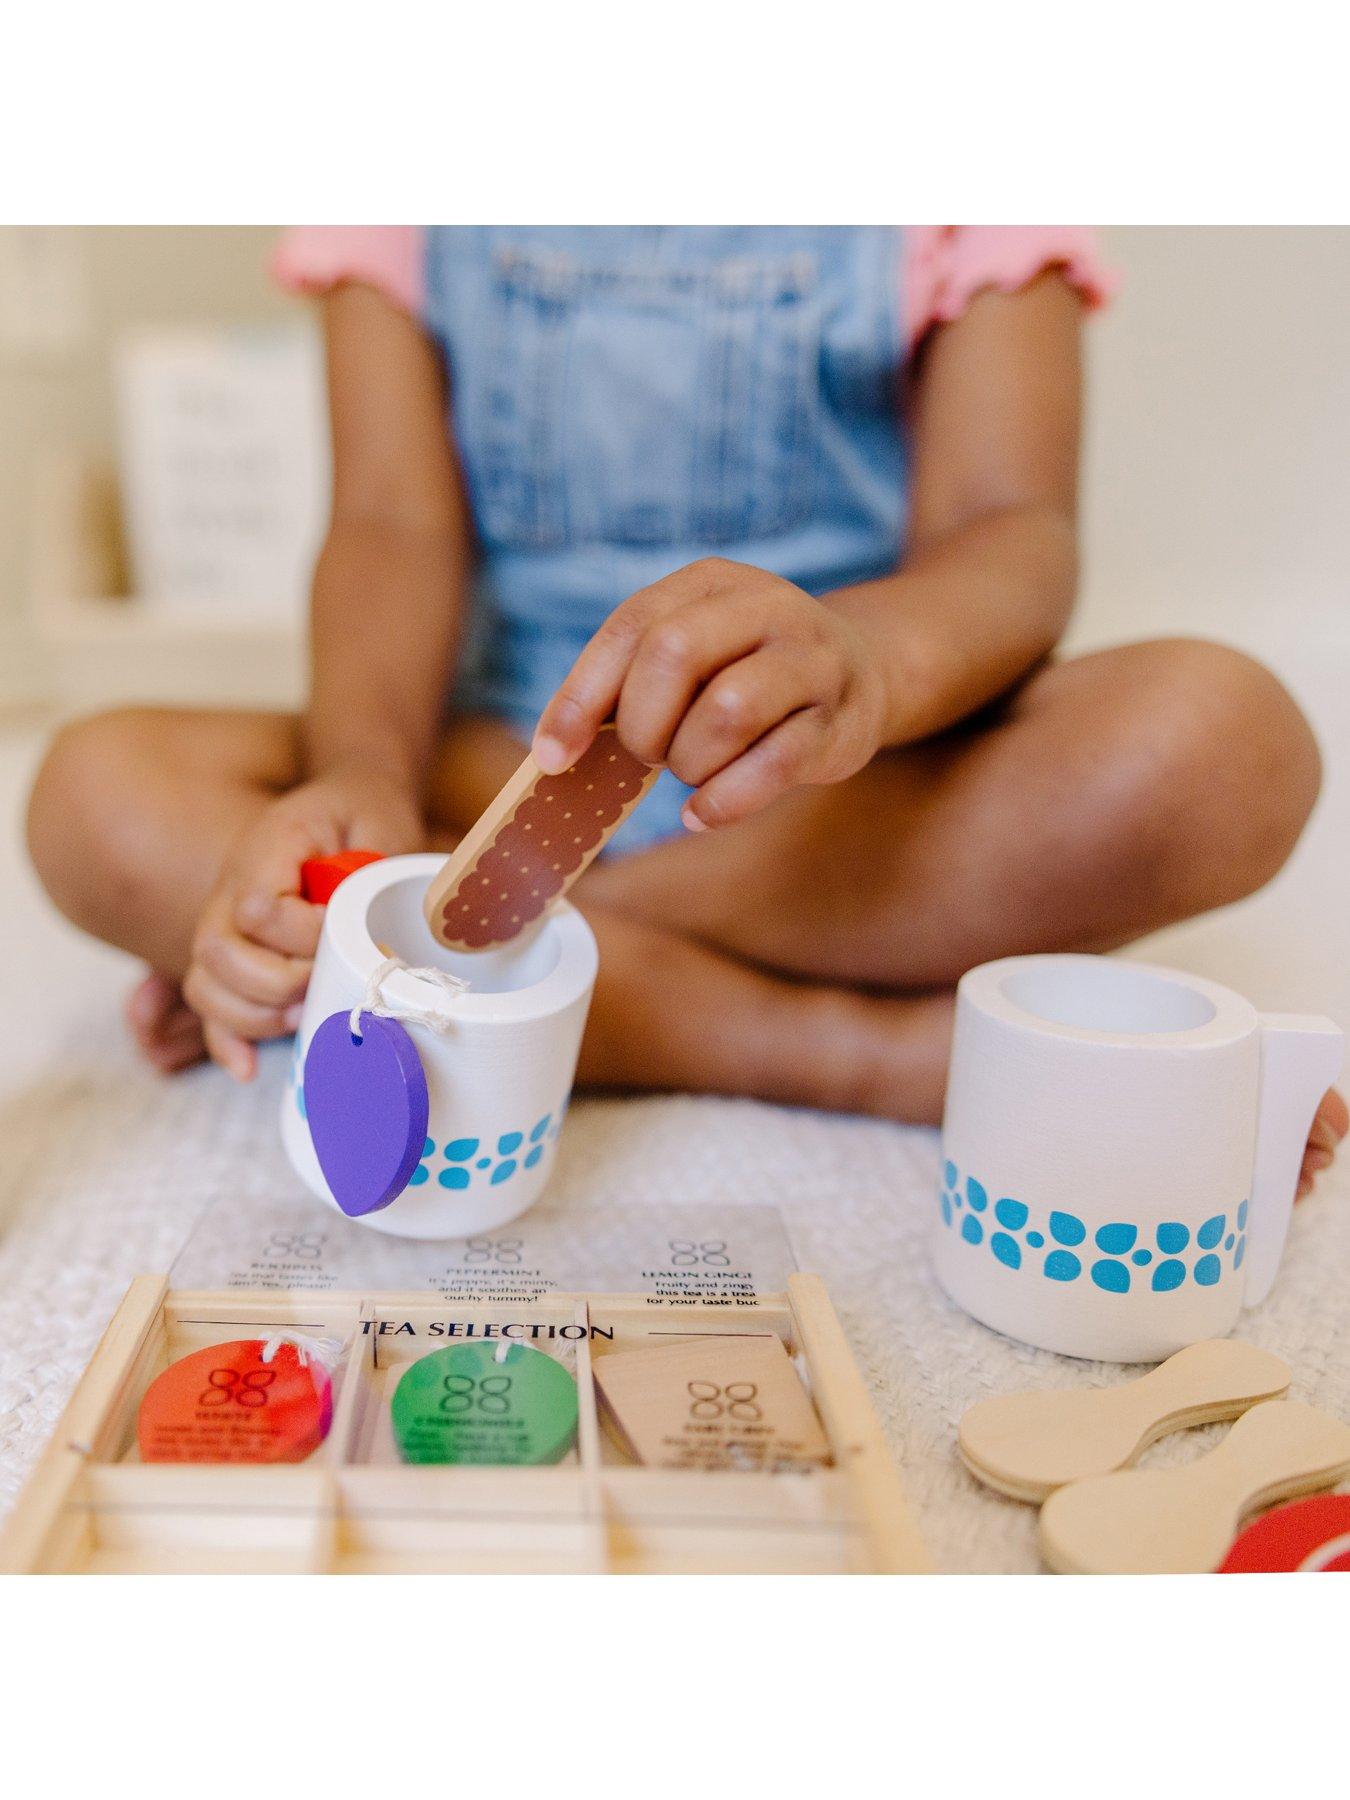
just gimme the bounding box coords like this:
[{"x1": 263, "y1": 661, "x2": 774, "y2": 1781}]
[
  {"x1": 126, "y1": 970, "x2": 207, "y2": 1074},
  {"x1": 1298, "y1": 1088, "x2": 1348, "y2": 1200}
]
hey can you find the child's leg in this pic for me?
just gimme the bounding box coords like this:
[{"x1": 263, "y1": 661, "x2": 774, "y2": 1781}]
[
  {"x1": 27, "y1": 706, "x2": 300, "y2": 974},
  {"x1": 27, "y1": 707, "x2": 300, "y2": 1066},
  {"x1": 26, "y1": 637, "x2": 1326, "y2": 1135},
  {"x1": 567, "y1": 638, "x2": 1324, "y2": 1119}
]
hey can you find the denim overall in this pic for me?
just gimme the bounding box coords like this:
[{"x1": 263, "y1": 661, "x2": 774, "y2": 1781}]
[{"x1": 423, "y1": 227, "x2": 909, "y2": 851}]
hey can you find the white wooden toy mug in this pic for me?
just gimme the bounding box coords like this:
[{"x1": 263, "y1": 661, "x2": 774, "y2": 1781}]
[
  {"x1": 933, "y1": 954, "x2": 1343, "y2": 1361},
  {"x1": 280, "y1": 854, "x2": 597, "y2": 1239}
]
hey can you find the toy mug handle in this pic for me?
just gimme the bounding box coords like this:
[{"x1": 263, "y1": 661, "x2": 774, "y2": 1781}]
[{"x1": 1243, "y1": 1014, "x2": 1344, "y2": 1306}]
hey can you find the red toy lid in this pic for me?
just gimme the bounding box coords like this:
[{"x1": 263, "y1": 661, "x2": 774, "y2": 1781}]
[{"x1": 300, "y1": 850, "x2": 384, "y2": 906}]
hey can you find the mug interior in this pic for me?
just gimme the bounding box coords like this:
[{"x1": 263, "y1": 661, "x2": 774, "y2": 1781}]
[
  {"x1": 365, "y1": 873, "x2": 562, "y2": 995},
  {"x1": 1000, "y1": 959, "x2": 1217, "y2": 1034}
]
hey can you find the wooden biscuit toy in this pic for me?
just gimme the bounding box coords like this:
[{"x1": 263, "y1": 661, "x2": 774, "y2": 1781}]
[
  {"x1": 424, "y1": 723, "x2": 659, "y2": 952},
  {"x1": 1038, "y1": 1400, "x2": 1350, "y2": 1574},
  {"x1": 959, "y1": 1339, "x2": 1291, "y2": 1502}
]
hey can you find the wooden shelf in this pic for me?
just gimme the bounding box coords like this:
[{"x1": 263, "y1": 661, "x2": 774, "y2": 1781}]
[{"x1": 28, "y1": 451, "x2": 306, "y2": 714}]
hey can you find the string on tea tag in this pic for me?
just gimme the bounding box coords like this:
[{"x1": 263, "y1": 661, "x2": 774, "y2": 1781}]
[
  {"x1": 258, "y1": 1329, "x2": 346, "y2": 1372},
  {"x1": 349, "y1": 956, "x2": 470, "y2": 1040}
]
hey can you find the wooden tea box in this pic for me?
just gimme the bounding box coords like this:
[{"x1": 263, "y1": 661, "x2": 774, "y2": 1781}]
[{"x1": 0, "y1": 1273, "x2": 929, "y2": 1575}]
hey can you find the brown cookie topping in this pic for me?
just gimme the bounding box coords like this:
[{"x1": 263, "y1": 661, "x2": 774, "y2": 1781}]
[{"x1": 427, "y1": 728, "x2": 658, "y2": 951}]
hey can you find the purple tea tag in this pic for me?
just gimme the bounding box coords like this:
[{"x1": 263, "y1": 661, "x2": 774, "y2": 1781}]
[{"x1": 303, "y1": 1011, "x2": 429, "y2": 1217}]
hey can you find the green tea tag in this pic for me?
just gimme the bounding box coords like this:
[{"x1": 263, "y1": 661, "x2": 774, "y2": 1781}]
[{"x1": 391, "y1": 1340, "x2": 578, "y2": 1466}]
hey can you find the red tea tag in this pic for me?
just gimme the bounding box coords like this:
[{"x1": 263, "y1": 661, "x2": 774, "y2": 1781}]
[{"x1": 137, "y1": 1339, "x2": 334, "y2": 1464}]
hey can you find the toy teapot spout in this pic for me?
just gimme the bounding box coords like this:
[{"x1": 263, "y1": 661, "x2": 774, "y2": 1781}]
[{"x1": 1244, "y1": 1014, "x2": 1344, "y2": 1306}]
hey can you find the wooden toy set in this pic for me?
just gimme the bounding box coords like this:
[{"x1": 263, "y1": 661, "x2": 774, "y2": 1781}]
[
  {"x1": 6, "y1": 737, "x2": 1346, "y2": 1576},
  {"x1": 0, "y1": 1269, "x2": 930, "y2": 1575}
]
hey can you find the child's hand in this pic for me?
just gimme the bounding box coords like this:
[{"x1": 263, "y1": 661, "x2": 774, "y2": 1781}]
[
  {"x1": 531, "y1": 559, "x2": 886, "y2": 830},
  {"x1": 184, "y1": 770, "x2": 424, "y2": 1080}
]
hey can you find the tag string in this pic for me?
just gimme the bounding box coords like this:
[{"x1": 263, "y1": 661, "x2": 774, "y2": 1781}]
[
  {"x1": 349, "y1": 956, "x2": 470, "y2": 1040},
  {"x1": 258, "y1": 1329, "x2": 347, "y2": 1372}
]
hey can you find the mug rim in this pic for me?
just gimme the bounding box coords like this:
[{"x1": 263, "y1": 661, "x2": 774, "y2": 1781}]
[
  {"x1": 321, "y1": 852, "x2": 598, "y2": 1025},
  {"x1": 960, "y1": 953, "x2": 1257, "y2": 1048}
]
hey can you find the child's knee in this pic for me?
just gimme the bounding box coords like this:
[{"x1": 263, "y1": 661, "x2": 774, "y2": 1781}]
[
  {"x1": 26, "y1": 708, "x2": 161, "y2": 928},
  {"x1": 1120, "y1": 637, "x2": 1321, "y2": 899}
]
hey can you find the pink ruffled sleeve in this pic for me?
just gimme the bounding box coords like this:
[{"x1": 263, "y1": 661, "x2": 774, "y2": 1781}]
[
  {"x1": 904, "y1": 227, "x2": 1116, "y2": 351},
  {"x1": 270, "y1": 226, "x2": 425, "y2": 317}
]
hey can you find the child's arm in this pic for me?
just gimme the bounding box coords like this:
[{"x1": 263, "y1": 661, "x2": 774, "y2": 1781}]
[
  {"x1": 533, "y1": 269, "x2": 1082, "y2": 832},
  {"x1": 303, "y1": 284, "x2": 470, "y2": 791},
  {"x1": 183, "y1": 286, "x2": 472, "y2": 1078}
]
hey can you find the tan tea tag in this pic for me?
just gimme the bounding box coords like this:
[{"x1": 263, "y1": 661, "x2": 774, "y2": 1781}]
[{"x1": 593, "y1": 1335, "x2": 830, "y2": 1472}]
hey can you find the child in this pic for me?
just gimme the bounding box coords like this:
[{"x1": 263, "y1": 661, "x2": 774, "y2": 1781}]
[{"x1": 26, "y1": 226, "x2": 1344, "y2": 1194}]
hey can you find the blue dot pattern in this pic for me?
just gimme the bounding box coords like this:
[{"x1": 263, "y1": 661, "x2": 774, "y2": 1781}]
[
  {"x1": 292, "y1": 1044, "x2": 564, "y2": 1199},
  {"x1": 1095, "y1": 1223, "x2": 1136, "y2": 1255},
  {"x1": 991, "y1": 1233, "x2": 1021, "y2": 1269},
  {"x1": 1091, "y1": 1259, "x2": 1130, "y2": 1293},
  {"x1": 399, "y1": 1108, "x2": 564, "y2": 1197},
  {"x1": 937, "y1": 1159, "x2": 1249, "y2": 1297},
  {"x1": 1044, "y1": 1250, "x2": 1081, "y2": 1282}
]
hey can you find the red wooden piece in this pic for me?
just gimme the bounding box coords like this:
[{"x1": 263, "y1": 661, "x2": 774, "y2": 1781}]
[
  {"x1": 1219, "y1": 1493, "x2": 1350, "y2": 1572},
  {"x1": 300, "y1": 850, "x2": 384, "y2": 906}
]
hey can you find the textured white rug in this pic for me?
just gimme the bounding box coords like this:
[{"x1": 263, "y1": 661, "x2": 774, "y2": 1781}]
[{"x1": 3, "y1": 721, "x2": 1349, "y2": 1573}]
